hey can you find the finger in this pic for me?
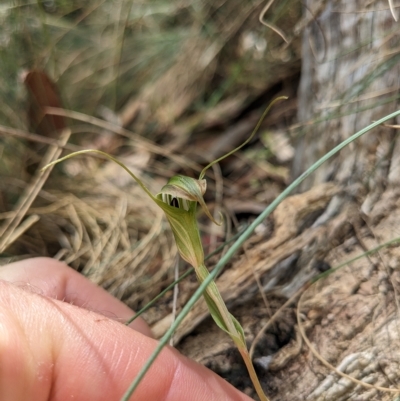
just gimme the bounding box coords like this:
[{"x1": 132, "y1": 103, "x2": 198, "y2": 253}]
[
  {"x1": 0, "y1": 257, "x2": 151, "y2": 337},
  {"x1": 0, "y1": 280, "x2": 253, "y2": 401}
]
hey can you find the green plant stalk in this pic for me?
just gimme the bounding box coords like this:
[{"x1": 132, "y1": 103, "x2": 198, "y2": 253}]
[{"x1": 238, "y1": 347, "x2": 267, "y2": 401}]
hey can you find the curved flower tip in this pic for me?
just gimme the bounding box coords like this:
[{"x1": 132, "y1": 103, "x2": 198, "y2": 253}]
[{"x1": 157, "y1": 175, "x2": 221, "y2": 225}]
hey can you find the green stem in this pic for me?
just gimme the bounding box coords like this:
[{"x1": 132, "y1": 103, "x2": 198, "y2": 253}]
[
  {"x1": 199, "y1": 96, "x2": 288, "y2": 180},
  {"x1": 237, "y1": 346, "x2": 270, "y2": 401}
]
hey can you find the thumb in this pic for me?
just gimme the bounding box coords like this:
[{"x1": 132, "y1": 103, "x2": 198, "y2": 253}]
[
  {"x1": 0, "y1": 280, "x2": 253, "y2": 401},
  {"x1": 0, "y1": 257, "x2": 151, "y2": 336}
]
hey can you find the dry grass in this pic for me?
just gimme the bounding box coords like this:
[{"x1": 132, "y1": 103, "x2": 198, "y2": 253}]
[{"x1": 0, "y1": 0, "x2": 299, "y2": 308}]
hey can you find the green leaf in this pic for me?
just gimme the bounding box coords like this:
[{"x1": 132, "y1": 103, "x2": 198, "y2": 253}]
[
  {"x1": 202, "y1": 291, "x2": 241, "y2": 342},
  {"x1": 230, "y1": 313, "x2": 246, "y2": 345}
]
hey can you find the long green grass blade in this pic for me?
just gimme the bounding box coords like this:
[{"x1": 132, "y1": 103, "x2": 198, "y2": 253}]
[{"x1": 312, "y1": 235, "x2": 400, "y2": 282}]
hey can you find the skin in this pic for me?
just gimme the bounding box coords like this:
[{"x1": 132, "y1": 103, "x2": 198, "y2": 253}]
[{"x1": 0, "y1": 257, "x2": 254, "y2": 401}]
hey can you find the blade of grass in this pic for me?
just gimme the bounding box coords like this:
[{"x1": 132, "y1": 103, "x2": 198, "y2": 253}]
[
  {"x1": 312, "y1": 235, "x2": 400, "y2": 283},
  {"x1": 120, "y1": 109, "x2": 400, "y2": 400}
]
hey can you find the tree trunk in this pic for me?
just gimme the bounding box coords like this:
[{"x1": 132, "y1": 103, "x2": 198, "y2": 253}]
[
  {"x1": 293, "y1": 0, "x2": 400, "y2": 196},
  {"x1": 268, "y1": 2, "x2": 400, "y2": 399},
  {"x1": 175, "y1": 2, "x2": 400, "y2": 400}
]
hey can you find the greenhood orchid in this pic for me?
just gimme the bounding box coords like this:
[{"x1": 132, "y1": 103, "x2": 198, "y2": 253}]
[{"x1": 42, "y1": 96, "x2": 287, "y2": 401}]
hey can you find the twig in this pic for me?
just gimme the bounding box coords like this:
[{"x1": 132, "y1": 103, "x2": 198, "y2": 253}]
[{"x1": 259, "y1": 0, "x2": 289, "y2": 43}]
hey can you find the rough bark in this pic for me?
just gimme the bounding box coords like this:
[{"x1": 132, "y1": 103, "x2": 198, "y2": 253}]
[{"x1": 293, "y1": 0, "x2": 400, "y2": 197}]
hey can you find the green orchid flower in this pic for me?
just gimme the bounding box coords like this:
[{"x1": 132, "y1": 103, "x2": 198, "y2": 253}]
[{"x1": 156, "y1": 175, "x2": 211, "y2": 268}]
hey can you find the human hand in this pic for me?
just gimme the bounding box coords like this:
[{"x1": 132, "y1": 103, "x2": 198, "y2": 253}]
[{"x1": 0, "y1": 257, "x2": 253, "y2": 401}]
